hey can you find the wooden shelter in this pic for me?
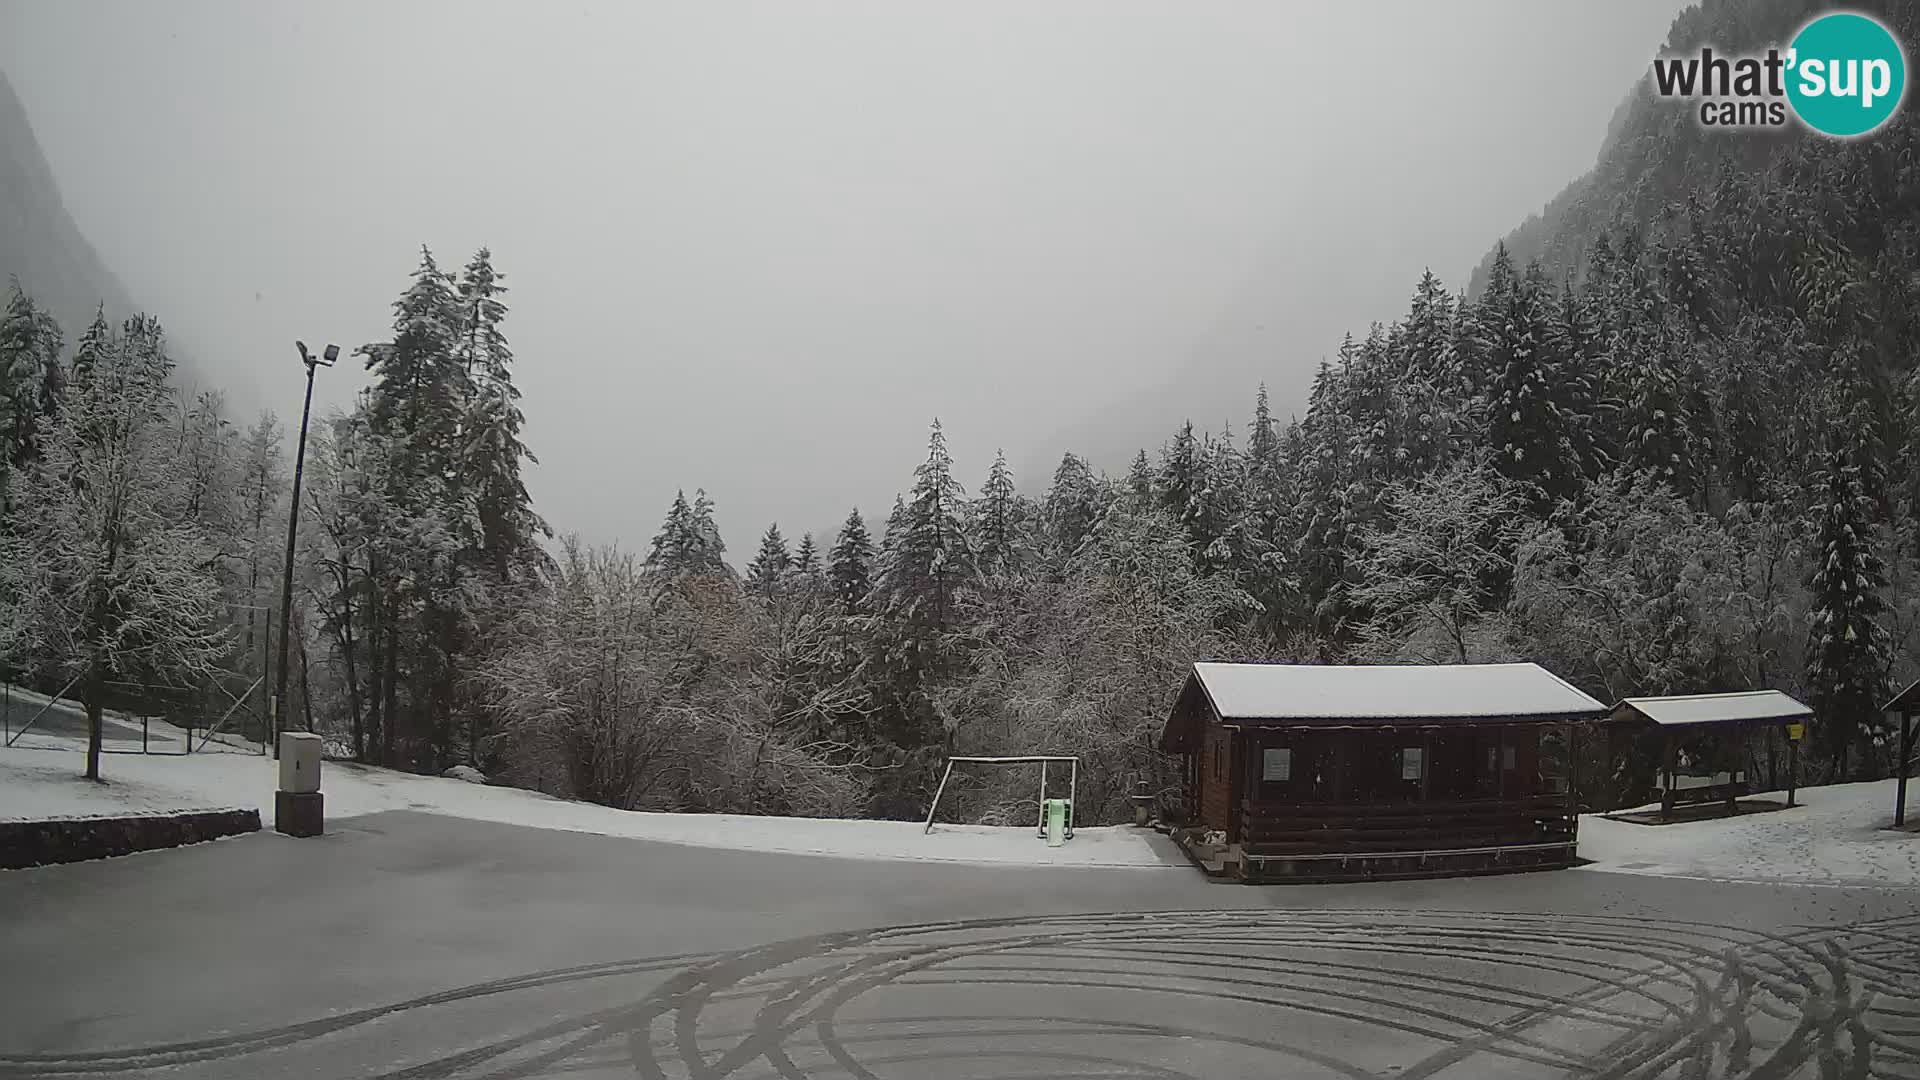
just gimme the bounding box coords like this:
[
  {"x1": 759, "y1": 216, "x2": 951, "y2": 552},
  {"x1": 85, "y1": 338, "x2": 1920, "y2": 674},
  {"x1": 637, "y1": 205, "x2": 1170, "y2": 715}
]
[
  {"x1": 1887, "y1": 679, "x2": 1920, "y2": 828},
  {"x1": 1158, "y1": 661, "x2": 1607, "y2": 882},
  {"x1": 1606, "y1": 691, "x2": 1812, "y2": 819}
]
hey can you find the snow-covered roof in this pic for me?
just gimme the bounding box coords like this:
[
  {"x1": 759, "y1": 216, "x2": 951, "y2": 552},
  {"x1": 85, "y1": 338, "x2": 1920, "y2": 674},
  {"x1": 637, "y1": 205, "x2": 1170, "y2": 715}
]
[
  {"x1": 1185, "y1": 661, "x2": 1606, "y2": 724},
  {"x1": 1610, "y1": 690, "x2": 1811, "y2": 728}
]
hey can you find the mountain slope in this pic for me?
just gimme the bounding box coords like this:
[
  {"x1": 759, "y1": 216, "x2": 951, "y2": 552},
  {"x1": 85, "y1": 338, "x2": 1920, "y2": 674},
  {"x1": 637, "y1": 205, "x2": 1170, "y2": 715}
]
[
  {"x1": 1470, "y1": 0, "x2": 1918, "y2": 295},
  {"x1": 0, "y1": 67, "x2": 136, "y2": 336}
]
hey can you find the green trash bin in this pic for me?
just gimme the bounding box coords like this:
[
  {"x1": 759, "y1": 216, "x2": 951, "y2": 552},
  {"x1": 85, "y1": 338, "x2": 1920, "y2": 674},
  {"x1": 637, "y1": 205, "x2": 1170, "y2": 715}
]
[{"x1": 1043, "y1": 798, "x2": 1073, "y2": 847}]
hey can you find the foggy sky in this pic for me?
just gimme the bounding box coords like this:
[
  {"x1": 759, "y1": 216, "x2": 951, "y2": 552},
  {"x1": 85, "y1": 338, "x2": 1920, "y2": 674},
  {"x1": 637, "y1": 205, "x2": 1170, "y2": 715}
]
[{"x1": 0, "y1": 1, "x2": 1685, "y2": 556}]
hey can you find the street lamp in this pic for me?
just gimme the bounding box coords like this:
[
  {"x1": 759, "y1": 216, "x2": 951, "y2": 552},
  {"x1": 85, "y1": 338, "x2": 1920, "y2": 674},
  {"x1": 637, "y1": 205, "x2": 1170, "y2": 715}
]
[{"x1": 273, "y1": 340, "x2": 337, "y2": 758}]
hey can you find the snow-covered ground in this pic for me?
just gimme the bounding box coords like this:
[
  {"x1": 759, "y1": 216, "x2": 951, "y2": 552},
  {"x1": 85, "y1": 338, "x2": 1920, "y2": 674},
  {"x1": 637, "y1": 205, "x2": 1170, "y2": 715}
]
[
  {"x1": 1578, "y1": 781, "x2": 1920, "y2": 888},
  {"x1": 4, "y1": 736, "x2": 1915, "y2": 883},
  {"x1": 0, "y1": 744, "x2": 1173, "y2": 868},
  {"x1": 0, "y1": 754, "x2": 252, "y2": 822}
]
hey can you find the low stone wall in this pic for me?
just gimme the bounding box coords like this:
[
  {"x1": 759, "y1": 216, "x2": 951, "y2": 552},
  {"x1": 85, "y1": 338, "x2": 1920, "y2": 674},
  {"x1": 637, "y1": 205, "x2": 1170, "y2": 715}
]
[{"x1": 0, "y1": 808, "x2": 262, "y2": 870}]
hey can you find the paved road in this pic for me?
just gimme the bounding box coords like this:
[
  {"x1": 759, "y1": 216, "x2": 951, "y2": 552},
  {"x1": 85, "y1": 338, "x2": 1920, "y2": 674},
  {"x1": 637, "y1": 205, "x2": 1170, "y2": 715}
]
[{"x1": 0, "y1": 811, "x2": 1916, "y2": 1079}]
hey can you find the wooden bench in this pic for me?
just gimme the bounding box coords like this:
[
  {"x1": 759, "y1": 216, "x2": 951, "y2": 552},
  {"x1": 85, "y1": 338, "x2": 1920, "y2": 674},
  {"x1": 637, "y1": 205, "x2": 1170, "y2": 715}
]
[{"x1": 1656, "y1": 770, "x2": 1748, "y2": 817}]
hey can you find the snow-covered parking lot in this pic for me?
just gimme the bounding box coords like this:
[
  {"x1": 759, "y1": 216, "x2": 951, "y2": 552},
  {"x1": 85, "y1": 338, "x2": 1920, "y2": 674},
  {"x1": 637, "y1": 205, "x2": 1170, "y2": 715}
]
[{"x1": 3, "y1": 738, "x2": 1915, "y2": 884}]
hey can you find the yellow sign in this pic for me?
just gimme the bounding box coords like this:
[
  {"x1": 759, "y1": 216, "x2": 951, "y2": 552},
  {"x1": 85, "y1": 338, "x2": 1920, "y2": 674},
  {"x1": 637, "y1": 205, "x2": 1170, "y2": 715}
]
[{"x1": 1786, "y1": 722, "x2": 1805, "y2": 742}]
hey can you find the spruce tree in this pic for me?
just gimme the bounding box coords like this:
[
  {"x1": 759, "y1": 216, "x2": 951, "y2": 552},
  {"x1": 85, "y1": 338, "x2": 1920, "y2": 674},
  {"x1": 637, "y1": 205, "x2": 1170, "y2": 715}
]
[
  {"x1": 1716, "y1": 318, "x2": 1796, "y2": 504},
  {"x1": 1590, "y1": 227, "x2": 1662, "y2": 466},
  {"x1": 1043, "y1": 451, "x2": 1104, "y2": 560},
  {"x1": 1551, "y1": 280, "x2": 1609, "y2": 483},
  {"x1": 793, "y1": 532, "x2": 820, "y2": 577},
  {"x1": 357, "y1": 247, "x2": 478, "y2": 771},
  {"x1": 1480, "y1": 259, "x2": 1583, "y2": 508},
  {"x1": 877, "y1": 419, "x2": 970, "y2": 627},
  {"x1": 0, "y1": 280, "x2": 64, "y2": 482},
  {"x1": 1241, "y1": 386, "x2": 1294, "y2": 622},
  {"x1": 1402, "y1": 270, "x2": 1459, "y2": 389},
  {"x1": 1345, "y1": 326, "x2": 1397, "y2": 483},
  {"x1": 1619, "y1": 328, "x2": 1705, "y2": 500},
  {"x1": 828, "y1": 507, "x2": 874, "y2": 614},
  {"x1": 1125, "y1": 449, "x2": 1154, "y2": 509},
  {"x1": 1297, "y1": 359, "x2": 1361, "y2": 636},
  {"x1": 1190, "y1": 427, "x2": 1245, "y2": 575},
  {"x1": 1394, "y1": 272, "x2": 1462, "y2": 476},
  {"x1": 1247, "y1": 384, "x2": 1278, "y2": 470},
  {"x1": 646, "y1": 490, "x2": 696, "y2": 573},
  {"x1": 745, "y1": 523, "x2": 791, "y2": 597},
  {"x1": 646, "y1": 488, "x2": 728, "y2": 577},
  {"x1": 1157, "y1": 420, "x2": 1202, "y2": 531},
  {"x1": 1466, "y1": 244, "x2": 1519, "y2": 396},
  {"x1": 362, "y1": 247, "x2": 471, "y2": 484},
  {"x1": 689, "y1": 488, "x2": 728, "y2": 575},
  {"x1": 974, "y1": 449, "x2": 1021, "y2": 575},
  {"x1": 455, "y1": 248, "x2": 547, "y2": 583},
  {"x1": 879, "y1": 494, "x2": 908, "y2": 571},
  {"x1": 1803, "y1": 438, "x2": 1890, "y2": 779},
  {"x1": 67, "y1": 308, "x2": 111, "y2": 403}
]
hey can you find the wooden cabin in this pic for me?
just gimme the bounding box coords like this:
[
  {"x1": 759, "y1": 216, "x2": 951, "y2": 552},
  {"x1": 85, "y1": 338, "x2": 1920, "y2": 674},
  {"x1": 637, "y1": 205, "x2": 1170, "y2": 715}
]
[{"x1": 1158, "y1": 661, "x2": 1607, "y2": 882}]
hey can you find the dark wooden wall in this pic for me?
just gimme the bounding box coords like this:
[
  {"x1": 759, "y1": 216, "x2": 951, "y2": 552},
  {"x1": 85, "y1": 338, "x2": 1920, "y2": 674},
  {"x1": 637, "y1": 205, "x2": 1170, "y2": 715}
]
[{"x1": 1198, "y1": 719, "x2": 1234, "y2": 834}]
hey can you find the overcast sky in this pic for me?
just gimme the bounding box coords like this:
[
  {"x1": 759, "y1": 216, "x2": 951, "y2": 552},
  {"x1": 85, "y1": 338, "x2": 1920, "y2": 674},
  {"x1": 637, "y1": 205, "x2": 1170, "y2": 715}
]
[{"x1": 0, "y1": 1, "x2": 1684, "y2": 555}]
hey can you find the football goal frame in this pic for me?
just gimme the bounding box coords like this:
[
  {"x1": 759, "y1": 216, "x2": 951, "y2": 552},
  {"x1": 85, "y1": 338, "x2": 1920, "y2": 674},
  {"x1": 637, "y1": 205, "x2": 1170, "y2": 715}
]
[{"x1": 922, "y1": 755, "x2": 1078, "y2": 837}]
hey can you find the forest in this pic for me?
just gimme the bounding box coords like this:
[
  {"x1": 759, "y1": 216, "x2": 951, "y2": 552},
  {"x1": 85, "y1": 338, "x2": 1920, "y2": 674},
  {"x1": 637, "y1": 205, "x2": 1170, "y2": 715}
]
[{"x1": 2, "y1": 0, "x2": 1916, "y2": 827}]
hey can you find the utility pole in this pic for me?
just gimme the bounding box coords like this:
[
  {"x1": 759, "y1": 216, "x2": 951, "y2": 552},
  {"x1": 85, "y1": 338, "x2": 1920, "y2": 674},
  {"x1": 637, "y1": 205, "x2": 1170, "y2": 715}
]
[{"x1": 274, "y1": 341, "x2": 336, "y2": 758}]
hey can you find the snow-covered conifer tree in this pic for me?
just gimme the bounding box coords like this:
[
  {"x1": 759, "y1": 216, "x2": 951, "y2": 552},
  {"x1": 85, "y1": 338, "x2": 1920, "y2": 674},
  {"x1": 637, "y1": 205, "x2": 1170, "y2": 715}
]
[
  {"x1": 1479, "y1": 257, "x2": 1583, "y2": 509},
  {"x1": 1804, "y1": 439, "x2": 1891, "y2": 778},
  {"x1": 455, "y1": 248, "x2": 548, "y2": 585},
  {"x1": 0, "y1": 281, "x2": 65, "y2": 504},
  {"x1": 973, "y1": 449, "x2": 1022, "y2": 576},
  {"x1": 829, "y1": 508, "x2": 874, "y2": 615},
  {"x1": 745, "y1": 523, "x2": 791, "y2": 597},
  {"x1": 792, "y1": 532, "x2": 820, "y2": 578},
  {"x1": 1042, "y1": 452, "x2": 1104, "y2": 562},
  {"x1": 876, "y1": 419, "x2": 970, "y2": 627},
  {"x1": 1124, "y1": 449, "x2": 1154, "y2": 509}
]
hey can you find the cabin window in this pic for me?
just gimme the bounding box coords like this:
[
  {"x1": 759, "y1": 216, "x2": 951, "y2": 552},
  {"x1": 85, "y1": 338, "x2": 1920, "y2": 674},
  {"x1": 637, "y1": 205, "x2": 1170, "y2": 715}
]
[
  {"x1": 1426, "y1": 732, "x2": 1477, "y2": 800},
  {"x1": 1214, "y1": 741, "x2": 1224, "y2": 779},
  {"x1": 1257, "y1": 734, "x2": 1335, "y2": 801},
  {"x1": 1348, "y1": 733, "x2": 1418, "y2": 802},
  {"x1": 1539, "y1": 727, "x2": 1570, "y2": 793},
  {"x1": 1400, "y1": 747, "x2": 1424, "y2": 781},
  {"x1": 1503, "y1": 745, "x2": 1517, "y2": 770}
]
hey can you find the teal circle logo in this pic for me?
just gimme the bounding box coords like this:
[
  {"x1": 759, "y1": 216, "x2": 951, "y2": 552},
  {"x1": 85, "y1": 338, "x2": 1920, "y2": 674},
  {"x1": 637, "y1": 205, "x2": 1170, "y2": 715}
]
[{"x1": 1786, "y1": 12, "x2": 1906, "y2": 137}]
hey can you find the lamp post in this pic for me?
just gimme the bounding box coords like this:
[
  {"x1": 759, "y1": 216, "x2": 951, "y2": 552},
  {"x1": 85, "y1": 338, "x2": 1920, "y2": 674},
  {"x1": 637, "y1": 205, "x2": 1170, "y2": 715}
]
[{"x1": 273, "y1": 341, "x2": 337, "y2": 758}]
